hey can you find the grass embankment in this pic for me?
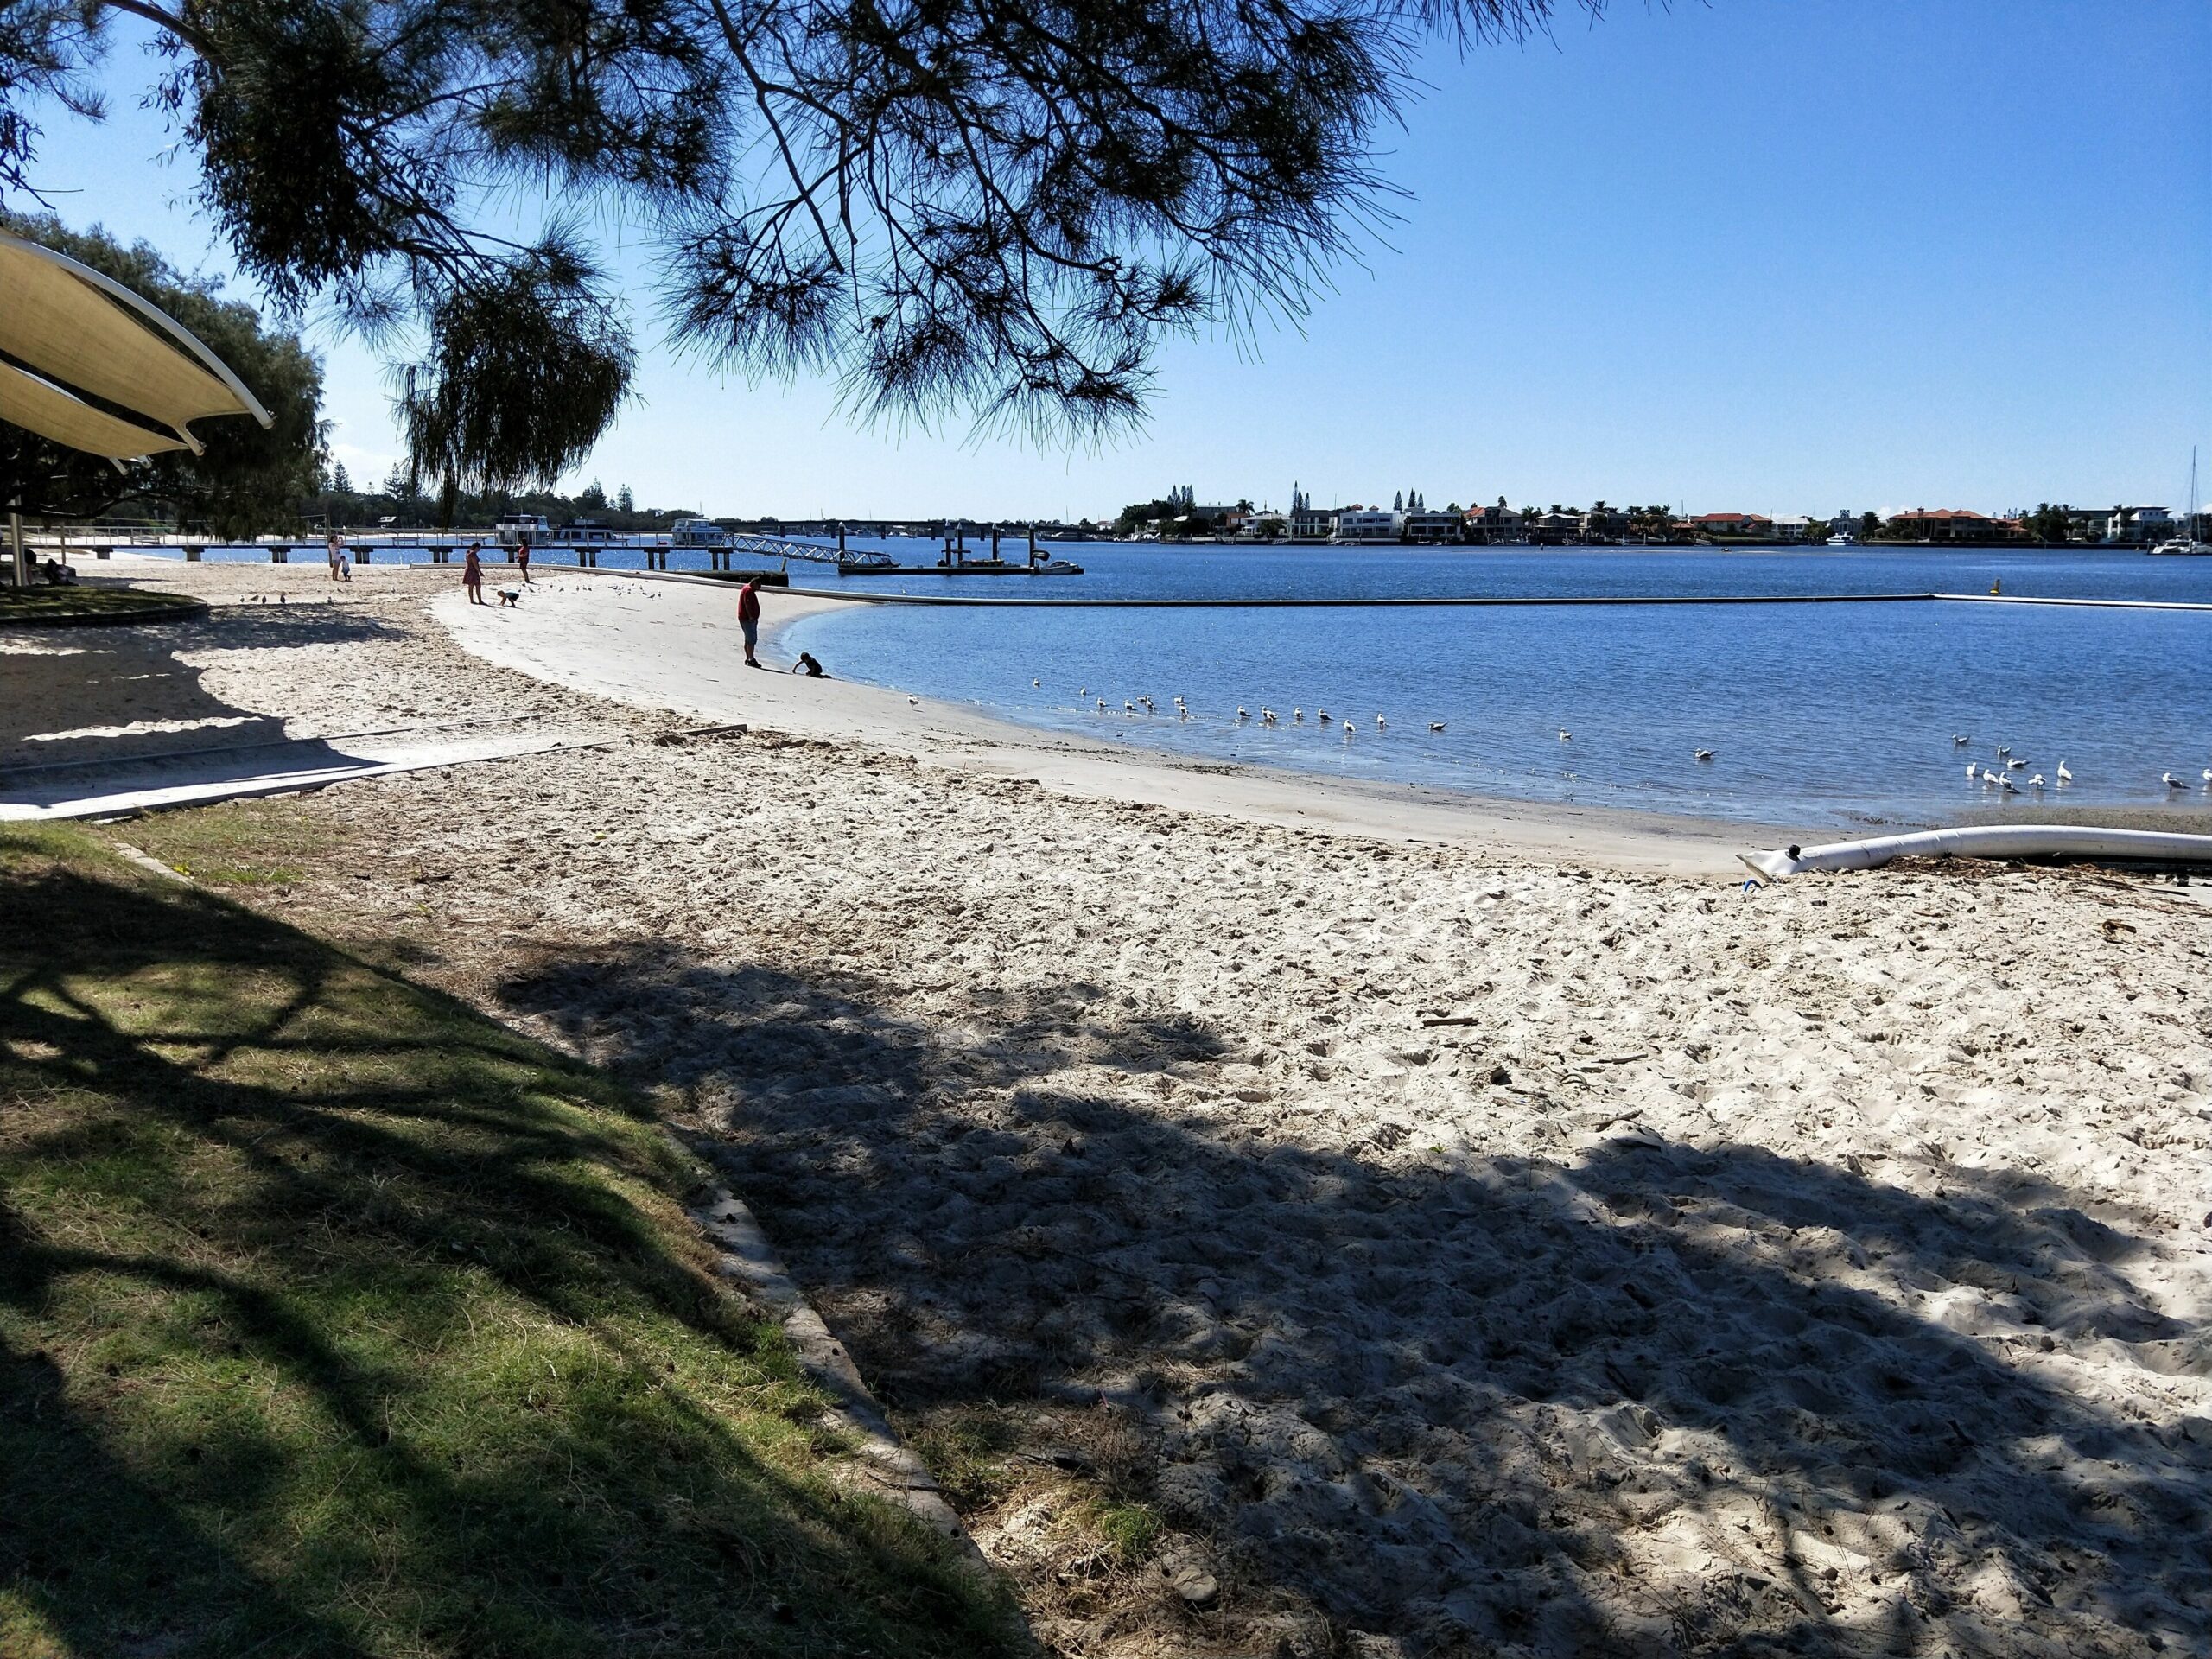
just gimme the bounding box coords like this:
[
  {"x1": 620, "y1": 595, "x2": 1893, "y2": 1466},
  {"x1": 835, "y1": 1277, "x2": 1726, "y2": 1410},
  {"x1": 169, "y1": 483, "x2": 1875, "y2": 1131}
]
[
  {"x1": 0, "y1": 585, "x2": 203, "y2": 622},
  {"x1": 0, "y1": 824, "x2": 1020, "y2": 1658}
]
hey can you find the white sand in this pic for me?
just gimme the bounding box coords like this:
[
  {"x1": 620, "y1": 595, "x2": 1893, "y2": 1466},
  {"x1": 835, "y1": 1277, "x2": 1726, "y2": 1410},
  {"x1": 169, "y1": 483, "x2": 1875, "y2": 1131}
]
[{"x1": 30, "y1": 559, "x2": 2212, "y2": 1657}]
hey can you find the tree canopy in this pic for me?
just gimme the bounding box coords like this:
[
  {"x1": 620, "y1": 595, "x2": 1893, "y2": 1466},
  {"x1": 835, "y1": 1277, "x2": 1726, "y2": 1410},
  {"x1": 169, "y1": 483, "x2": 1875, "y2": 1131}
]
[
  {"x1": 3, "y1": 1, "x2": 1602, "y2": 491},
  {"x1": 0, "y1": 213, "x2": 324, "y2": 535}
]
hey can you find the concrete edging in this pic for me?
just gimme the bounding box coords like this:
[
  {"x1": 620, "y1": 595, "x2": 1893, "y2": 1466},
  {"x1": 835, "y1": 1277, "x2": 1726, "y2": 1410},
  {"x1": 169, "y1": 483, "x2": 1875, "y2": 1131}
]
[{"x1": 0, "y1": 594, "x2": 209, "y2": 627}]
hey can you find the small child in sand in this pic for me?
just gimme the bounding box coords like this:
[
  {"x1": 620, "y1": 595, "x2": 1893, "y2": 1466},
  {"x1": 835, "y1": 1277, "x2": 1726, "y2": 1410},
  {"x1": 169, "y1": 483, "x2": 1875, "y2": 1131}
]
[{"x1": 791, "y1": 652, "x2": 830, "y2": 678}]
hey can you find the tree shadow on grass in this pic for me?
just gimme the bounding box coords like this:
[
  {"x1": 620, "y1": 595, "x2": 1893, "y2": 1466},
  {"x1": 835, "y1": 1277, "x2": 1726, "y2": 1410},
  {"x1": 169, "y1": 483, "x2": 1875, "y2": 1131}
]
[
  {"x1": 0, "y1": 845, "x2": 1025, "y2": 1658},
  {"x1": 495, "y1": 938, "x2": 2212, "y2": 1657}
]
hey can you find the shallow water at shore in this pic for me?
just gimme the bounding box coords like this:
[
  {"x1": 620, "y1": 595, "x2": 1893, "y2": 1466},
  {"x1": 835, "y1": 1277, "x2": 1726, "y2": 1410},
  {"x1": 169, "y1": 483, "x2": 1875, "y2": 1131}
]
[{"x1": 785, "y1": 546, "x2": 2212, "y2": 828}]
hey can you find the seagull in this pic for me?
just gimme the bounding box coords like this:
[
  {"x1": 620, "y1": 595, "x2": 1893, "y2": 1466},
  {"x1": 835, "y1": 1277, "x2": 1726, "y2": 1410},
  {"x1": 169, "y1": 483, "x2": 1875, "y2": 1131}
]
[
  {"x1": 1236, "y1": 706, "x2": 1249, "y2": 721},
  {"x1": 1428, "y1": 721, "x2": 1446, "y2": 733},
  {"x1": 1981, "y1": 768, "x2": 2001, "y2": 785},
  {"x1": 1125, "y1": 701, "x2": 1137, "y2": 714},
  {"x1": 1995, "y1": 744, "x2": 2012, "y2": 757},
  {"x1": 1999, "y1": 774, "x2": 2019, "y2": 793},
  {"x1": 907, "y1": 695, "x2": 919, "y2": 705},
  {"x1": 1179, "y1": 706, "x2": 1191, "y2": 720},
  {"x1": 1294, "y1": 708, "x2": 1304, "y2": 721},
  {"x1": 1262, "y1": 708, "x2": 1277, "y2": 724},
  {"x1": 2056, "y1": 760, "x2": 2072, "y2": 783},
  {"x1": 2029, "y1": 773, "x2": 2046, "y2": 788},
  {"x1": 1376, "y1": 714, "x2": 1386, "y2": 728},
  {"x1": 1694, "y1": 748, "x2": 1714, "y2": 761},
  {"x1": 2005, "y1": 755, "x2": 2027, "y2": 770},
  {"x1": 1953, "y1": 734, "x2": 1971, "y2": 746},
  {"x1": 1032, "y1": 678, "x2": 1040, "y2": 687},
  {"x1": 1966, "y1": 760, "x2": 1980, "y2": 780},
  {"x1": 1318, "y1": 710, "x2": 1332, "y2": 724},
  {"x1": 2202, "y1": 768, "x2": 2212, "y2": 785},
  {"x1": 1096, "y1": 699, "x2": 1108, "y2": 711},
  {"x1": 1080, "y1": 687, "x2": 1087, "y2": 696},
  {"x1": 2164, "y1": 772, "x2": 2186, "y2": 789},
  {"x1": 1559, "y1": 730, "x2": 1572, "y2": 742}
]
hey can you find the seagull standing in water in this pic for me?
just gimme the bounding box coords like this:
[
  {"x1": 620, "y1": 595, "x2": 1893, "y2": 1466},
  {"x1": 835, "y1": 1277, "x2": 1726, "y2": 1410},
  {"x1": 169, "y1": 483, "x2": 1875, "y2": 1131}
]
[
  {"x1": 1559, "y1": 730, "x2": 1572, "y2": 742},
  {"x1": 2163, "y1": 772, "x2": 2186, "y2": 790},
  {"x1": 1695, "y1": 748, "x2": 1715, "y2": 762},
  {"x1": 1953, "y1": 734, "x2": 1971, "y2": 746},
  {"x1": 1429, "y1": 721, "x2": 1446, "y2": 733},
  {"x1": 2029, "y1": 773, "x2": 2047, "y2": 789},
  {"x1": 1966, "y1": 760, "x2": 1980, "y2": 780},
  {"x1": 2056, "y1": 760, "x2": 2072, "y2": 784}
]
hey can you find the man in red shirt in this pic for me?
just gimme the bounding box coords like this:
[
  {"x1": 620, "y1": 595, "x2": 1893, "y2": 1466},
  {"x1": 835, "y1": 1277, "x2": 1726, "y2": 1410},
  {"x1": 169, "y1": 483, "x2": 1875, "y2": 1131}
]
[{"x1": 737, "y1": 577, "x2": 762, "y2": 667}]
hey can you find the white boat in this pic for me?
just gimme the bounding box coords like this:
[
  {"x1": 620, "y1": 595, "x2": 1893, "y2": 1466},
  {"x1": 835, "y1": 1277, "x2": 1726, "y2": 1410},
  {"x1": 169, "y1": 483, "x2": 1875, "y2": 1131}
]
[
  {"x1": 1826, "y1": 532, "x2": 1857, "y2": 546},
  {"x1": 2150, "y1": 448, "x2": 2210, "y2": 555}
]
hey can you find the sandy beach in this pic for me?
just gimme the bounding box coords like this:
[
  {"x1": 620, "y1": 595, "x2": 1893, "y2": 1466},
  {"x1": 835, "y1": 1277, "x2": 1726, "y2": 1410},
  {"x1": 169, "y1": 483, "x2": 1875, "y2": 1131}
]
[{"x1": 13, "y1": 559, "x2": 2211, "y2": 1656}]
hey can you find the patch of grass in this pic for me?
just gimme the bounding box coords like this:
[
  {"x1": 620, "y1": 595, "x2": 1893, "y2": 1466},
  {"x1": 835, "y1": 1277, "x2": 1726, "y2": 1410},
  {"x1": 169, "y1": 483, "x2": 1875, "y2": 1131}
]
[
  {"x1": 127, "y1": 798, "x2": 323, "y2": 889},
  {"x1": 0, "y1": 585, "x2": 200, "y2": 621},
  {"x1": 904, "y1": 1408, "x2": 1025, "y2": 1511},
  {"x1": 0, "y1": 823, "x2": 1024, "y2": 1659},
  {"x1": 1084, "y1": 1502, "x2": 1164, "y2": 1566}
]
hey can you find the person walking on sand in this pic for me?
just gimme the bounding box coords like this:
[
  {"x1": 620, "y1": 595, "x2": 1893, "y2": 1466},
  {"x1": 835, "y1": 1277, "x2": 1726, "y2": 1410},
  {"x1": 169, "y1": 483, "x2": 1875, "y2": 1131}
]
[
  {"x1": 737, "y1": 576, "x2": 763, "y2": 667},
  {"x1": 463, "y1": 542, "x2": 487, "y2": 606}
]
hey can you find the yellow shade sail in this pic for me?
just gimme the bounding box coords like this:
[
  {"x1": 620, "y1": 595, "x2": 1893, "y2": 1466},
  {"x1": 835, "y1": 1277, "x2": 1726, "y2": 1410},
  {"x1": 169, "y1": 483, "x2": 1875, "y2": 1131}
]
[
  {"x1": 0, "y1": 360, "x2": 190, "y2": 461},
  {"x1": 0, "y1": 230, "x2": 272, "y2": 460}
]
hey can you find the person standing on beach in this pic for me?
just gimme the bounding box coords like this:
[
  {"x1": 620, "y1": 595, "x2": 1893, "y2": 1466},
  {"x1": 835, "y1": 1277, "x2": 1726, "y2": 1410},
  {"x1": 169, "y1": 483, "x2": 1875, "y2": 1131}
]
[
  {"x1": 516, "y1": 537, "x2": 532, "y2": 584},
  {"x1": 326, "y1": 532, "x2": 342, "y2": 582},
  {"x1": 737, "y1": 576, "x2": 762, "y2": 667},
  {"x1": 463, "y1": 542, "x2": 486, "y2": 605}
]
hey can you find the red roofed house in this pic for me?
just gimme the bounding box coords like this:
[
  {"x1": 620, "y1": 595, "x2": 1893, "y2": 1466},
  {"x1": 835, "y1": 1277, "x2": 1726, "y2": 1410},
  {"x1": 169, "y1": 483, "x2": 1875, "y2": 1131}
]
[{"x1": 1692, "y1": 512, "x2": 1774, "y2": 539}]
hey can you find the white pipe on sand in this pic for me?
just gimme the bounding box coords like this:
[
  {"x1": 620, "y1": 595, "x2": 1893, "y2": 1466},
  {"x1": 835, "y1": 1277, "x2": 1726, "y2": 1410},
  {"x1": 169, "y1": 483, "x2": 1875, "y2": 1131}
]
[{"x1": 1741, "y1": 824, "x2": 2212, "y2": 885}]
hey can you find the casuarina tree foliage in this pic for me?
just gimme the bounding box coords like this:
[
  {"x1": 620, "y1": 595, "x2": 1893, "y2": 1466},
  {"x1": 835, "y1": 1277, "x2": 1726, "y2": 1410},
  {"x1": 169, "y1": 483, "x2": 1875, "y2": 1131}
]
[
  {"x1": 2, "y1": 2, "x2": 1604, "y2": 490},
  {"x1": 0, "y1": 213, "x2": 325, "y2": 534}
]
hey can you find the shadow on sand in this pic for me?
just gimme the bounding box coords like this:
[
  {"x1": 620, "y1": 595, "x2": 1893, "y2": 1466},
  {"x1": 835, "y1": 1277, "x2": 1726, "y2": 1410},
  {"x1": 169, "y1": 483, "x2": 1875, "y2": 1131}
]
[{"x1": 499, "y1": 939, "x2": 2210, "y2": 1657}]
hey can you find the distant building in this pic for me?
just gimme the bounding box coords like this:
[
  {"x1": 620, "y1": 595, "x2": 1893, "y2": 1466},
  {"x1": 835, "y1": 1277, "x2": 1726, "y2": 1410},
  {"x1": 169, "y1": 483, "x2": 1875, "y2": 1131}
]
[
  {"x1": 1333, "y1": 508, "x2": 1405, "y2": 543},
  {"x1": 1465, "y1": 500, "x2": 1519, "y2": 542},
  {"x1": 1886, "y1": 507, "x2": 2006, "y2": 541},
  {"x1": 1289, "y1": 505, "x2": 1341, "y2": 539},
  {"x1": 1403, "y1": 509, "x2": 1463, "y2": 543},
  {"x1": 1691, "y1": 512, "x2": 1775, "y2": 539},
  {"x1": 1770, "y1": 516, "x2": 1817, "y2": 543}
]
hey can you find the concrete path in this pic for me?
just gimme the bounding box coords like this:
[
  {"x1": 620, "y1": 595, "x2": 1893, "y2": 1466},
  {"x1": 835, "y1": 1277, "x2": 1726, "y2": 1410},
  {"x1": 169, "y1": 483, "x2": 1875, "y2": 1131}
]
[{"x1": 1, "y1": 723, "x2": 619, "y2": 822}]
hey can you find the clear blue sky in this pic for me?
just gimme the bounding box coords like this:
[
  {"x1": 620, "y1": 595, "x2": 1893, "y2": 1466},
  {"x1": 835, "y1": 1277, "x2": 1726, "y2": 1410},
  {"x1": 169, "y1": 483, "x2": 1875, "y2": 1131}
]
[{"x1": 14, "y1": 0, "x2": 2209, "y2": 520}]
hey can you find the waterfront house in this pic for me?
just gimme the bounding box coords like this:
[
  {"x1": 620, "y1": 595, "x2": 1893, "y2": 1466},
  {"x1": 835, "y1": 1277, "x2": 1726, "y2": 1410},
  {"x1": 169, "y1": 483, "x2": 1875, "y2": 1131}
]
[
  {"x1": 1334, "y1": 508, "x2": 1405, "y2": 543},
  {"x1": 1771, "y1": 515, "x2": 1817, "y2": 543},
  {"x1": 1403, "y1": 509, "x2": 1464, "y2": 543},
  {"x1": 1464, "y1": 500, "x2": 1519, "y2": 543},
  {"x1": 1691, "y1": 511, "x2": 1775, "y2": 540},
  {"x1": 1885, "y1": 507, "x2": 2006, "y2": 541},
  {"x1": 1289, "y1": 505, "x2": 1340, "y2": 539}
]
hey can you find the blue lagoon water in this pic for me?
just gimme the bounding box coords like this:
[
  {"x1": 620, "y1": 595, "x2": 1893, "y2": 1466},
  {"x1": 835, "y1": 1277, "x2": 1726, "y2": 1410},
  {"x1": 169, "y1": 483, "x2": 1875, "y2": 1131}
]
[{"x1": 784, "y1": 545, "x2": 2212, "y2": 829}]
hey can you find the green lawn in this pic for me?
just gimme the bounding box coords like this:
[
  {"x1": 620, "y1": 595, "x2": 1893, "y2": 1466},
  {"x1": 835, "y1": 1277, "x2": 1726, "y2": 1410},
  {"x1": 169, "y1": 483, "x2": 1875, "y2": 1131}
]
[
  {"x1": 0, "y1": 825, "x2": 1021, "y2": 1658},
  {"x1": 0, "y1": 585, "x2": 203, "y2": 621}
]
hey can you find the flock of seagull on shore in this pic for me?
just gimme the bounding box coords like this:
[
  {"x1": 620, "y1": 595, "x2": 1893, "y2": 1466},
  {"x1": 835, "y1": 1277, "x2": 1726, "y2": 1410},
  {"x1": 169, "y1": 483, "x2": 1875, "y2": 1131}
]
[
  {"x1": 1949, "y1": 733, "x2": 2212, "y2": 794},
  {"x1": 1021, "y1": 690, "x2": 2211, "y2": 791},
  {"x1": 1052, "y1": 685, "x2": 1719, "y2": 763}
]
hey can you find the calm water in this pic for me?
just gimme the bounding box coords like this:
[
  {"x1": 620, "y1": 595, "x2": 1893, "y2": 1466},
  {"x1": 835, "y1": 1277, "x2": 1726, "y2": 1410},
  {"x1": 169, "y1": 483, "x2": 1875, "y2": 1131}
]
[
  {"x1": 111, "y1": 538, "x2": 2211, "y2": 826},
  {"x1": 780, "y1": 544, "x2": 2212, "y2": 828}
]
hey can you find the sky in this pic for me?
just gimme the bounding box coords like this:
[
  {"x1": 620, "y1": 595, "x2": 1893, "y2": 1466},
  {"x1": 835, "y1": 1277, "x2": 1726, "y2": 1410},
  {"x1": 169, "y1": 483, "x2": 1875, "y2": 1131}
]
[{"x1": 12, "y1": 0, "x2": 2209, "y2": 521}]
